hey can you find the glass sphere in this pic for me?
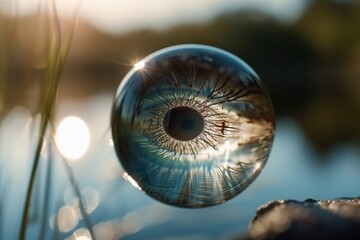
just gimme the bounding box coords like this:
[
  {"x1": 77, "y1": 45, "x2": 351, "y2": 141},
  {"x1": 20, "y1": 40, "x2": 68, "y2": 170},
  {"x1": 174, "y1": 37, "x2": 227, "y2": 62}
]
[{"x1": 111, "y1": 44, "x2": 275, "y2": 208}]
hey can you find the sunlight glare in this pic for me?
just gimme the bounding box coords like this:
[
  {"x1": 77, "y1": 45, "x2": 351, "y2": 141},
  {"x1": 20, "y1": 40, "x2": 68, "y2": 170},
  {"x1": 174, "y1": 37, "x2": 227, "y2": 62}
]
[
  {"x1": 254, "y1": 162, "x2": 262, "y2": 172},
  {"x1": 75, "y1": 236, "x2": 91, "y2": 240},
  {"x1": 134, "y1": 60, "x2": 145, "y2": 71},
  {"x1": 55, "y1": 116, "x2": 90, "y2": 160},
  {"x1": 123, "y1": 172, "x2": 142, "y2": 190}
]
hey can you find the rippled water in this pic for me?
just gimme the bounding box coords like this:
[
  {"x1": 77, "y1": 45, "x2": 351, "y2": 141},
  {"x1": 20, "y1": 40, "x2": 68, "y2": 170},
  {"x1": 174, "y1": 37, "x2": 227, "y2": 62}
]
[{"x1": 0, "y1": 96, "x2": 359, "y2": 239}]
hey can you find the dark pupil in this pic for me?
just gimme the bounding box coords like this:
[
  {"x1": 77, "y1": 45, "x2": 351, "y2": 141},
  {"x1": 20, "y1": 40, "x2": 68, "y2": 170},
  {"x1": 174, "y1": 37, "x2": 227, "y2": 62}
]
[{"x1": 163, "y1": 106, "x2": 204, "y2": 141}]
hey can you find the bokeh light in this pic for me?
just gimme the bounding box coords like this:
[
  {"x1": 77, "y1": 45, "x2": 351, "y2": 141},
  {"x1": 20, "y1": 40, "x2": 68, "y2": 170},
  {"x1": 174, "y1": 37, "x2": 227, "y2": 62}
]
[
  {"x1": 57, "y1": 205, "x2": 79, "y2": 233},
  {"x1": 55, "y1": 116, "x2": 90, "y2": 160}
]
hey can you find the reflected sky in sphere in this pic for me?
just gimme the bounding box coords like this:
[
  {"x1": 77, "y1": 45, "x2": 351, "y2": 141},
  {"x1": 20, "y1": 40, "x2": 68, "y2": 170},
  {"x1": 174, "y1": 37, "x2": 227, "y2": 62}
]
[{"x1": 111, "y1": 44, "x2": 275, "y2": 207}]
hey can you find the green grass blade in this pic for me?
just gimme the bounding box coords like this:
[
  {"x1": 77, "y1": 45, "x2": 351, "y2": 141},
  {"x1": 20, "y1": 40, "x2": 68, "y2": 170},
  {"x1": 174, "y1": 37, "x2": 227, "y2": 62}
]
[{"x1": 19, "y1": 0, "x2": 80, "y2": 238}]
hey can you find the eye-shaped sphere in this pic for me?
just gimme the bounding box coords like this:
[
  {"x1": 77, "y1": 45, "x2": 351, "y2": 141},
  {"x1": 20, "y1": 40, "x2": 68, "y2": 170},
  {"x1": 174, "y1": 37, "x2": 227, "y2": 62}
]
[{"x1": 111, "y1": 44, "x2": 275, "y2": 208}]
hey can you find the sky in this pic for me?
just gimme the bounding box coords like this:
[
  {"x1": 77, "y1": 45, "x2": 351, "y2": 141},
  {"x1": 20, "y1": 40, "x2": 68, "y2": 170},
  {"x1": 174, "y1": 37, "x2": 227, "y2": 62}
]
[{"x1": 0, "y1": 0, "x2": 309, "y2": 34}]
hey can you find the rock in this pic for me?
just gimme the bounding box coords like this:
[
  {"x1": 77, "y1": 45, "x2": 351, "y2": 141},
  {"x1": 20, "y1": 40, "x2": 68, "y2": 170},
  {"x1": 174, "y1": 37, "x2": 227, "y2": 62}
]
[{"x1": 239, "y1": 198, "x2": 360, "y2": 240}]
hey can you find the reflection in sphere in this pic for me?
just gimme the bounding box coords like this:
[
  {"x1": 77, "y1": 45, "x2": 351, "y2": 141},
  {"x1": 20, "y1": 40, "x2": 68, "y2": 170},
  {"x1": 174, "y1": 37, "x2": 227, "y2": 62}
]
[{"x1": 111, "y1": 44, "x2": 275, "y2": 208}]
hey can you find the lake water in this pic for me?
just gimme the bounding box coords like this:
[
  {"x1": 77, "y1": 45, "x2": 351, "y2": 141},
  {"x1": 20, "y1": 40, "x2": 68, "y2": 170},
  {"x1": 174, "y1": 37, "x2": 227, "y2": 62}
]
[{"x1": 1, "y1": 94, "x2": 360, "y2": 239}]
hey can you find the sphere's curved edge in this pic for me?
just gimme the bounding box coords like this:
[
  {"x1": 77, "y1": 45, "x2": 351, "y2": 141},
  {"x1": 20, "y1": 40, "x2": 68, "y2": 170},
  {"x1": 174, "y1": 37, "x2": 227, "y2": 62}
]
[{"x1": 111, "y1": 44, "x2": 276, "y2": 208}]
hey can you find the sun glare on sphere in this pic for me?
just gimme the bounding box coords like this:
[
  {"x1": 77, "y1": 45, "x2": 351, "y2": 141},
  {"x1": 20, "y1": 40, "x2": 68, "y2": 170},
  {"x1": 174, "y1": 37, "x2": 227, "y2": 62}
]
[
  {"x1": 55, "y1": 116, "x2": 90, "y2": 160},
  {"x1": 134, "y1": 60, "x2": 145, "y2": 71}
]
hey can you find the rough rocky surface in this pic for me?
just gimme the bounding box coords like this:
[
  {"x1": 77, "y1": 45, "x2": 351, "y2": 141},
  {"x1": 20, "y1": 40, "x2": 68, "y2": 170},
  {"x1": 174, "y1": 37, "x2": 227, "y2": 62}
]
[{"x1": 238, "y1": 198, "x2": 360, "y2": 240}]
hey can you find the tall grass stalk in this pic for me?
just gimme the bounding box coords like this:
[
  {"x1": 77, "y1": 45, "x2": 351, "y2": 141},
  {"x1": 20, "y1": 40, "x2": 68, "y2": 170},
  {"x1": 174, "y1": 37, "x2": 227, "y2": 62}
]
[
  {"x1": 39, "y1": 142, "x2": 53, "y2": 240},
  {"x1": 0, "y1": 177, "x2": 10, "y2": 240},
  {"x1": 19, "y1": 0, "x2": 80, "y2": 239},
  {"x1": 0, "y1": 21, "x2": 5, "y2": 119},
  {"x1": 0, "y1": 7, "x2": 8, "y2": 240},
  {"x1": 0, "y1": 2, "x2": 11, "y2": 119}
]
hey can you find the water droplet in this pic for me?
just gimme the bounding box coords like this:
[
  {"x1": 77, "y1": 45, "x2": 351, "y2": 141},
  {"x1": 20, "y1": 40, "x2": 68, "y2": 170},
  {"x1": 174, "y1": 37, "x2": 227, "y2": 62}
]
[{"x1": 111, "y1": 44, "x2": 275, "y2": 208}]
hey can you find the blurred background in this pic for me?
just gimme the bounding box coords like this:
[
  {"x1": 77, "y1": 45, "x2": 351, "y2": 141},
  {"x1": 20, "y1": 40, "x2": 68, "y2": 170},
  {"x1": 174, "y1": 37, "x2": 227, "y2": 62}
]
[{"x1": 1, "y1": 0, "x2": 360, "y2": 239}]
